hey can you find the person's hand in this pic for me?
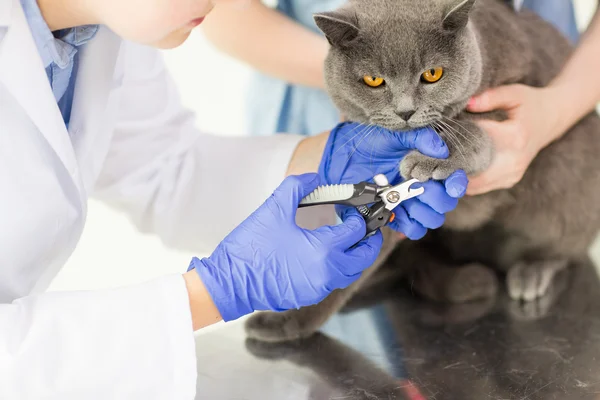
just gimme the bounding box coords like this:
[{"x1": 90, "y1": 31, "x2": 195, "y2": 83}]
[
  {"x1": 319, "y1": 122, "x2": 469, "y2": 240},
  {"x1": 188, "y1": 174, "x2": 383, "y2": 322},
  {"x1": 465, "y1": 84, "x2": 564, "y2": 195}
]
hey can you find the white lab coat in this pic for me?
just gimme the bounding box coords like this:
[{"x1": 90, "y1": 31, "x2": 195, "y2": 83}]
[{"x1": 0, "y1": 0, "x2": 327, "y2": 398}]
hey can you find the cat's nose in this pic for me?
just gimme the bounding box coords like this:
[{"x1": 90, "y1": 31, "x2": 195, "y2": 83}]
[{"x1": 396, "y1": 110, "x2": 416, "y2": 121}]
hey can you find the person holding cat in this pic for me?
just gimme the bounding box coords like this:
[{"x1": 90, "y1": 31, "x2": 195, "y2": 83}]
[
  {"x1": 0, "y1": 0, "x2": 466, "y2": 397},
  {"x1": 467, "y1": 3, "x2": 600, "y2": 194}
]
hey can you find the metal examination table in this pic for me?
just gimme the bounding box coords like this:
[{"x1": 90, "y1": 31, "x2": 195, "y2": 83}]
[{"x1": 194, "y1": 258, "x2": 600, "y2": 399}]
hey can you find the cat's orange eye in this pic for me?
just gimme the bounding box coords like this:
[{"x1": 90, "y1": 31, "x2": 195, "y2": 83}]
[
  {"x1": 421, "y1": 67, "x2": 444, "y2": 83},
  {"x1": 363, "y1": 76, "x2": 385, "y2": 88}
]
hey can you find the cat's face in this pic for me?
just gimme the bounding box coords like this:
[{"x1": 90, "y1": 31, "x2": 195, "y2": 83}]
[{"x1": 316, "y1": 0, "x2": 482, "y2": 131}]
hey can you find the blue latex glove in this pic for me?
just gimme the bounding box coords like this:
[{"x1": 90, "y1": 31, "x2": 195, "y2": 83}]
[
  {"x1": 188, "y1": 174, "x2": 383, "y2": 322},
  {"x1": 320, "y1": 122, "x2": 469, "y2": 240}
]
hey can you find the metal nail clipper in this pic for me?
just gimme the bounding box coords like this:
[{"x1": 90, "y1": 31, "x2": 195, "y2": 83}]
[{"x1": 299, "y1": 174, "x2": 425, "y2": 237}]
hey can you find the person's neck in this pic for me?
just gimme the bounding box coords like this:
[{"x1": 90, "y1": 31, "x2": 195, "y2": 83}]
[{"x1": 37, "y1": 0, "x2": 99, "y2": 31}]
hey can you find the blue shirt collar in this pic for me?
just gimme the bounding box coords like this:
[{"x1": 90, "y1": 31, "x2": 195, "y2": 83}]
[{"x1": 20, "y1": 0, "x2": 98, "y2": 69}]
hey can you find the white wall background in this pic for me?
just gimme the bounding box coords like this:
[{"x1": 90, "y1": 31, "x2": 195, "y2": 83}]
[{"x1": 49, "y1": 0, "x2": 600, "y2": 292}]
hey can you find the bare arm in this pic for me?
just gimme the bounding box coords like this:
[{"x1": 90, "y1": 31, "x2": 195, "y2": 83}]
[
  {"x1": 548, "y1": 10, "x2": 600, "y2": 135},
  {"x1": 184, "y1": 271, "x2": 223, "y2": 330},
  {"x1": 202, "y1": 0, "x2": 328, "y2": 89}
]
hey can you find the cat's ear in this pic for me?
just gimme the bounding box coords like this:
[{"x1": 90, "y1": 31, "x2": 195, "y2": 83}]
[
  {"x1": 314, "y1": 10, "x2": 360, "y2": 47},
  {"x1": 442, "y1": 0, "x2": 476, "y2": 32}
]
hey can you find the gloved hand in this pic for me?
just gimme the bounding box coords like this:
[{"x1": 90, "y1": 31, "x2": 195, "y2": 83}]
[
  {"x1": 320, "y1": 122, "x2": 469, "y2": 239},
  {"x1": 188, "y1": 174, "x2": 383, "y2": 322}
]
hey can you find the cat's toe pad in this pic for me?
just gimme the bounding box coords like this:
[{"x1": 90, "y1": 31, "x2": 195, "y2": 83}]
[
  {"x1": 507, "y1": 260, "x2": 567, "y2": 302},
  {"x1": 245, "y1": 311, "x2": 306, "y2": 343},
  {"x1": 400, "y1": 152, "x2": 457, "y2": 182}
]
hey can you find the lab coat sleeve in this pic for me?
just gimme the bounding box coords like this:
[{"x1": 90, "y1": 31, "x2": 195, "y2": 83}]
[
  {"x1": 0, "y1": 275, "x2": 196, "y2": 399},
  {"x1": 93, "y1": 42, "x2": 334, "y2": 254}
]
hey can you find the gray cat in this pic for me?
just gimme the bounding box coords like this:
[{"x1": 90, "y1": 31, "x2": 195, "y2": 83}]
[{"x1": 246, "y1": 0, "x2": 600, "y2": 342}]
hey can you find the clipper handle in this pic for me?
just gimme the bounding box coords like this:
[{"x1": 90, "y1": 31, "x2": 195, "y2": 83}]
[{"x1": 357, "y1": 202, "x2": 394, "y2": 237}]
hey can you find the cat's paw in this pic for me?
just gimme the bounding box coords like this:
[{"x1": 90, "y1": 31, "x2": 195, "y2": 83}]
[
  {"x1": 245, "y1": 310, "x2": 314, "y2": 343},
  {"x1": 507, "y1": 260, "x2": 568, "y2": 302},
  {"x1": 245, "y1": 337, "x2": 304, "y2": 361},
  {"x1": 507, "y1": 294, "x2": 553, "y2": 321},
  {"x1": 400, "y1": 151, "x2": 459, "y2": 181},
  {"x1": 445, "y1": 263, "x2": 498, "y2": 303},
  {"x1": 507, "y1": 267, "x2": 570, "y2": 320}
]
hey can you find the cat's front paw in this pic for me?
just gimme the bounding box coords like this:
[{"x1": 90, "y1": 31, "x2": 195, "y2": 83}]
[{"x1": 400, "y1": 151, "x2": 460, "y2": 182}]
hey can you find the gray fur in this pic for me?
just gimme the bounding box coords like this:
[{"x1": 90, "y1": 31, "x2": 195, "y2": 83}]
[{"x1": 246, "y1": 0, "x2": 600, "y2": 342}]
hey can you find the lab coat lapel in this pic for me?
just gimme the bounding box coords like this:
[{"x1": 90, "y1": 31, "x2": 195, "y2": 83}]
[
  {"x1": 68, "y1": 27, "x2": 123, "y2": 188},
  {"x1": 0, "y1": 0, "x2": 78, "y2": 176}
]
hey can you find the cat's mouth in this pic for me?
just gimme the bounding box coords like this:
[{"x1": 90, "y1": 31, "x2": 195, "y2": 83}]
[{"x1": 368, "y1": 114, "x2": 440, "y2": 132}]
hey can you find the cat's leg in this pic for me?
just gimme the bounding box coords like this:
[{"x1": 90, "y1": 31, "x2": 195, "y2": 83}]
[
  {"x1": 400, "y1": 118, "x2": 493, "y2": 181},
  {"x1": 245, "y1": 227, "x2": 400, "y2": 342},
  {"x1": 412, "y1": 261, "x2": 499, "y2": 304},
  {"x1": 340, "y1": 238, "x2": 430, "y2": 311},
  {"x1": 347, "y1": 230, "x2": 499, "y2": 307},
  {"x1": 506, "y1": 258, "x2": 570, "y2": 302},
  {"x1": 246, "y1": 333, "x2": 410, "y2": 400}
]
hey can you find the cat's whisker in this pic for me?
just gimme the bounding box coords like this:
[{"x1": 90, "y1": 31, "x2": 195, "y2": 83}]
[
  {"x1": 442, "y1": 116, "x2": 483, "y2": 146},
  {"x1": 438, "y1": 121, "x2": 469, "y2": 159},
  {"x1": 435, "y1": 121, "x2": 468, "y2": 164},
  {"x1": 369, "y1": 127, "x2": 384, "y2": 171},
  {"x1": 443, "y1": 115, "x2": 473, "y2": 133},
  {"x1": 439, "y1": 117, "x2": 474, "y2": 142},
  {"x1": 334, "y1": 122, "x2": 367, "y2": 143},
  {"x1": 345, "y1": 125, "x2": 376, "y2": 160},
  {"x1": 346, "y1": 126, "x2": 378, "y2": 164},
  {"x1": 439, "y1": 118, "x2": 480, "y2": 150},
  {"x1": 330, "y1": 123, "x2": 372, "y2": 157}
]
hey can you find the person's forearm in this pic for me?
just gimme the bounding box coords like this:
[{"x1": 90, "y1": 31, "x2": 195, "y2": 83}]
[
  {"x1": 548, "y1": 11, "x2": 600, "y2": 136},
  {"x1": 202, "y1": 0, "x2": 328, "y2": 89},
  {"x1": 286, "y1": 132, "x2": 328, "y2": 176},
  {"x1": 182, "y1": 131, "x2": 327, "y2": 331},
  {"x1": 184, "y1": 271, "x2": 223, "y2": 330}
]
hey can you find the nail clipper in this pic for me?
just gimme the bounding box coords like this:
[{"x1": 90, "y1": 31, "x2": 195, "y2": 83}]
[{"x1": 299, "y1": 175, "x2": 425, "y2": 236}]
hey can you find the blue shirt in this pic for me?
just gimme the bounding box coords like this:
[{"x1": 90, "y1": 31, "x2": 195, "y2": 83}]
[
  {"x1": 20, "y1": 0, "x2": 98, "y2": 127},
  {"x1": 522, "y1": 0, "x2": 580, "y2": 44}
]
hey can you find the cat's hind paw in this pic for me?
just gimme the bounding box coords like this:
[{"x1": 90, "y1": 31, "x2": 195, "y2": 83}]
[
  {"x1": 245, "y1": 337, "x2": 304, "y2": 361},
  {"x1": 507, "y1": 259, "x2": 569, "y2": 302},
  {"x1": 245, "y1": 310, "x2": 316, "y2": 343}
]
